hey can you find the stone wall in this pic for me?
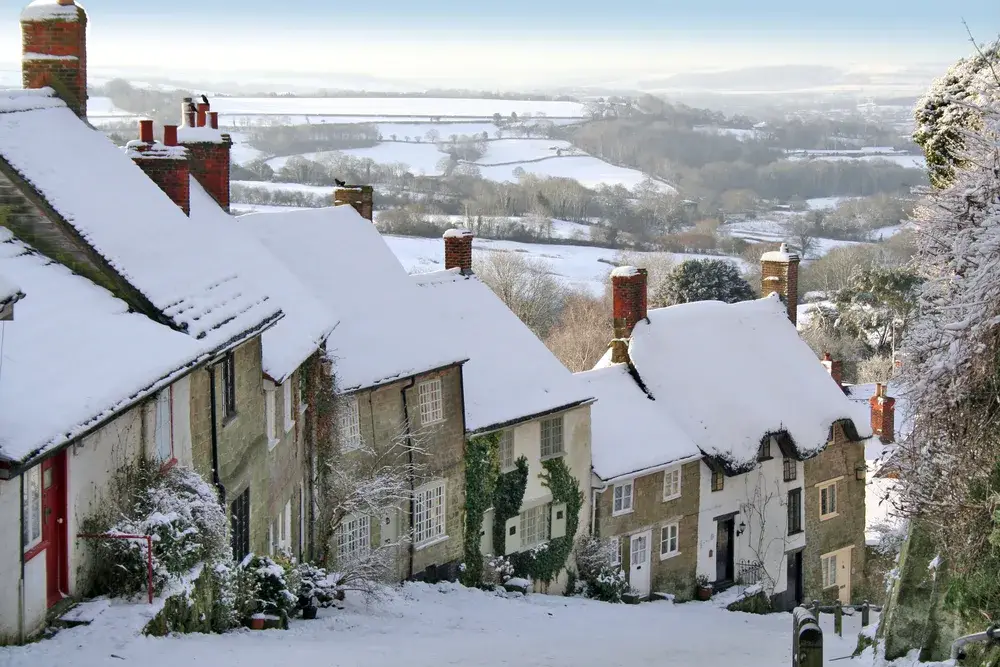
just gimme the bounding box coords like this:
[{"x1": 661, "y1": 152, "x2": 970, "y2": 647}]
[
  {"x1": 803, "y1": 423, "x2": 867, "y2": 602},
  {"x1": 595, "y1": 460, "x2": 701, "y2": 598}
]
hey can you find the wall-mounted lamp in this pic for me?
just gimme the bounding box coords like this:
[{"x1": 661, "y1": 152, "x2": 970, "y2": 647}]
[
  {"x1": 855, "y1": 462, "x2": 867, "y2": 482},
  {"x1": 736, "y1": 520, "x2": 746, "y2": 537}
]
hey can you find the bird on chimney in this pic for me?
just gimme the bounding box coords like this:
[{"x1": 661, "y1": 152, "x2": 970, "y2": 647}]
[
  {"x1": 186, "y1": 101, "x2": 197, "y2": 114},
  {"x1": 335, "y1": 178, "x2": 347, "y2": 187},
  {"x1": 200, "y1": 94, "x2": 210, "y2": 106}
]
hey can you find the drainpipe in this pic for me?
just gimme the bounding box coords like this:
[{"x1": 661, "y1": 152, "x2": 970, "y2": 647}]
[
  {"x1": 591, "y1": 483, "x2": 608, "y2": 538},
  {"x1": 207, "y1": 365, "x2": 226, "y2": 505},
  {"x1": 399, "y1": 376, "x2": 417, "y2": 580},
  {"x1": 18, "y1": 472, "x2": 25, "y2": 643}
]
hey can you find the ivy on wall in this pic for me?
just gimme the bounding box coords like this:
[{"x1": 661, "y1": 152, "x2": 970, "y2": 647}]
[
  {"x1": 492, "y1": 457, "x2": 529, "y2": 557},
  {"x1": 461, "y1": 432, "x2": 500, "y2": 586},
  {"x1": 509, "y1": 457, "x2": 583, "y2": 584}
]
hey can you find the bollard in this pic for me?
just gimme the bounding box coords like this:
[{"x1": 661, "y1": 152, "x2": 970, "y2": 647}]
[
  {"x1": 861, "y1": 600, "x2": 870, "y2": 627},
  {"x1": 812, "y1": 599, "x2": 820, "y2": 618},
  {"x1": 793, "y1": 606, "x2": 824, "y2": 667},
  {"x1": 834, "y1": 601, "x2": 843, "y2": 637}
]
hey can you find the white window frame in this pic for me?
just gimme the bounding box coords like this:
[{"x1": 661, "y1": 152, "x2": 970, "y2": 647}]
[
  {"x1": 660, "y1": 522, "x2": 680, "y2": 559},
  {"x1": 821, "y1": 553, "x2": 838, "y2": 588},
  {"x1": 339, "y1": 396, "x2": 361, "y2": 451},
  {"x1": 612, "y1": 481, "x2": 634, "y2": 516},
  {"x1": 818, "y1": 477, "x2": 841, "y2": 520},
  {"x1": 417, "y1": 378, "x2": 444, "y2": 425},
  {"x1": 519, "y1": 502, "x2": 551, "y2": 549},
  {"x1": 22, "y1": 466, "x2": 42, "y2": 552},
  {"x1": 265, "y1": 385, "x2": 278, "y2": 448},
  {"x1": 609, "y1": 536, "x2": 622, "y2": 567},
  {"x1": 413, "y1": 480, "x2": 447, "y2": 548},
  {"x1": 282, "y1": 381, "x2": 294, "y2": 433},
  {"x1": 338, "y1": 514, "x2": 371, "y2": 564},
  {"x1": 662, "y1": 466, "x2": 682, "y2": 501},
  {"x1": 154, "y1": 387, "x2": 174, "y2": 463},
  {"x1": 540, "y1": 416, "x2": 564, "y2": 458},
  {"x1": 499, "y1": 429, "x2": 515, "y2": 471}
]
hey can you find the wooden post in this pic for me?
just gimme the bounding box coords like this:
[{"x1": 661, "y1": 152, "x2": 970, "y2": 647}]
[
  {"x1": 793, "y1": 606, "x2": 823, "y2": 667},
  {"x1": 812, "y1": 599, "x2": 820, "y2": 618},
  {"x1": 861, "y1": 600, "x2": 870, "y2": 627},
  {"x1": 834, "y1": 601, "x2": 843, "y2": 637}
]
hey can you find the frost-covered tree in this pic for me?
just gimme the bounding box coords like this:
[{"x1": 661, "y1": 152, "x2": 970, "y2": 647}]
[
  {"x1": 656, "y1": 259, "x2": 755, "y2": 307},
  {"x1": 896, "y1": 49, "x2": 1000, "y2": 571},
  {"x1": 474, "y1": 250, "x2": 566, "y2": 337}
]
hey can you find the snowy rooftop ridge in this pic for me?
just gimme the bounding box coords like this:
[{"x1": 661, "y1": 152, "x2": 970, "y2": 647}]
[
  {"x1": 21, "y1": 0, "x2": 82, "y2": 21},
  {"x1": 578, "y1": 363, "x2": 701, "y2": 481},
  {"x1": 413, "y1": 268, "x2": 594, "y2": 432},
  {"x1": 0, "y1": 87, "x2": 65, "y2": 114},
  {"x1": 177, "y1": 125, "x2": 229, "y2": 144},
  {"x1": 623, "y1": 294, "x2": 872, "y2": 471},
  {"x1": 761, "y1": 242, "x2": 799, "y2": 263},
  {"x1": 610, "y1": 265, "x2": 641, "y2": 278}
]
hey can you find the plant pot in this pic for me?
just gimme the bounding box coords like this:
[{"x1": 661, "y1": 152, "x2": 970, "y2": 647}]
[
  {"x1": 696, "y1": 586, "x2": 713, "y2": 601},
  {"x1": 250, "y1": 616, "x2": 266, "y2": 630},
  {"x1": 302, "y1": 605, "x2": 318, "y2": 620}
]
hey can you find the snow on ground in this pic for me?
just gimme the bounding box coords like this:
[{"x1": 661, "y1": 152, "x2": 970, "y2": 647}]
[
  {"x1": 386, "y1": 235, "x2": 744, "y2": 295},
  {"x1": 476, "y1": 139, "x2": 578, "y2": 164},
  {"x1": 0, "y1": 582, "x2": 882, "y2": 667},
  {"x1": 806, "y1": 196, "x2": 859, "y2": 210},
  {"x1": 377, "y1": 122, "x2": 500, "y2": 138},
  {"x1": 207, "y1": 97, "x2": 587, "y2": 119},
  {"x1": 374, "y1": 212, "x2": 597, "y2": 242},
  {"x1": 232, "y1": 180, "x2": 334, "y2": 196},
  {"x1": 479, "y1": 155, "x2": 674, "y2": 192},
  {"x1": 721, "y1": 216, "x2": 863, "y2": 259},
  {"x1": 232, "y1": 204, "x2": 313, "y2": 215},
  {"x1": 786, "y1": 151, "x2": 926, "y2": 170},
  {"x1": 693, "y1": 126, "x2": 759, "y2": 140},
  {"x1": 228, "y1": 131, "x2": 266, "y2": 165}
]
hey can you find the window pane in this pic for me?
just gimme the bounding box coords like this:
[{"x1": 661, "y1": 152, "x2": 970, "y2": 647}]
[
  {"x1": 155, "y1": 389, "x2": 172, "y2": 461},
  {"x1": 540, "y1": 417, "x2": 564, "y2": 458},
  {"x1": 283, "y1": 382, "x2": 293, "y2": 430},
  {"x1": 418, "y1": 379, "x2": 444, "y2": 425},
  {"x1": 266, "y1": 389, "x2": 276, "y2": 441},
  {"x1": 500, "y1": 430, "x2": 515, "y2": 470},
  {"x1": 339, "y1": 397, "x2": 361, "y2": 450}
]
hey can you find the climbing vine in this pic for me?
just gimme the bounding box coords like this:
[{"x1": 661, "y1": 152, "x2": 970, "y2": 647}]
[
  {"x1": 492, "y1": 457, "x2": 529, "y2": 556},
  {"x1": 509, "y1": 457, "x2": 583, "y2": 584},
  {"x1": 461, "y1": 433, "x2": 500, "y2": 586}
]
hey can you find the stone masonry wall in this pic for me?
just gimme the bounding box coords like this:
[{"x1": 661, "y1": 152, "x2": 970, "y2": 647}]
[
  {"x1": 352, "y1": 366, "x2": 466, "y2": 580},
  {"x1": 595, "y1": 460, "x2": 701, "y2": 597},
  {"x1": 802, "y1": 422, "x2": 867, "y2": 602}
]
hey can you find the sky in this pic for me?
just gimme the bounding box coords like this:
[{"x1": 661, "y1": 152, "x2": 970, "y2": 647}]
[{"x1": 1, "y1": 0, "x2": 998, "y2": 88}]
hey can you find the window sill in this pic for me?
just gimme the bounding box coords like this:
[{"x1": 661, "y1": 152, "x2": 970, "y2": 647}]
[
  {"x1": 223, "y1": 413, "x2": 239, "y2": 428},
  {"x1": 783, "y1": 477, "x2": 798, "y2": 483},
  {"x1": 819, "y1": 512, "x2": 839, "y2": 522},
  {"x1": 24, "y1": 538, "x2": 48, "y2": 562},
  {"x1": 299, "y1": 403, "x2": 308, "y2": 415},
  {"x1": 660, "y1": 550, "x2": 681, "y2": 561},
  {"x1": 788, "y1": 529, "x2": 804, "y2": 536},
  {"x1": 662, "y1": 493, "x2": 681, "y2": 503},
  {"x1": 284, "y1": 420, "x2": 295, "y2": 434},
  {"x1": 422, "y1": 417, "x2": 445, "y2": 427},
  {"x1": 267, "y1": 437, "x2": 281, "y2": 451},
  {"x1": 414, "y1": 534, "x2": 449, "y2": 552},
  {"x1": 611, "y1": 508, "x2": 634, "y2": 518},
  {"x1": 540, "y1": 452, "x2": 565, "y2": 462},
  {"x1": 758, "y1": 456, "x2": 774, "y2": 462}
]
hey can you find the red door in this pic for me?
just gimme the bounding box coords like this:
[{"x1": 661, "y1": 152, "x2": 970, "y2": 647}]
[{"x1": 41, "y1": 451, "x2": 68, "y2": 607}]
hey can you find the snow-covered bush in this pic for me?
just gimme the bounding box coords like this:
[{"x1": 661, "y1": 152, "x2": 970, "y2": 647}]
[
  {"x1": 245, "y1": 555, "x2": 298, "y2": 618},
  {"x1": 82, "y1": 460, "x2": 230, "y2": 599},
  {"x1": 574, "y1": 536, "x2": 630, "y2": 603},
  {"x1": 296, "y1": 563, "x2": 342, "y2": 608},
  {"x1": 481, "y1": 555, "x2": 515, "y2": 588}
]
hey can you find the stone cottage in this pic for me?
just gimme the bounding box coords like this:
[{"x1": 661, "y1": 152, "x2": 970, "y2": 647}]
[
  {"x1": 577, "y1": 248, "x2": 872, "y2": 607},
  {"x1": 411, "y1": 231, "x2": 595, "y2": 593}
]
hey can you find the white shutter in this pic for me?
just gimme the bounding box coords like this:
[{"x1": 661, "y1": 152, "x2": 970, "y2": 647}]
[
  {"x1": 480, "y1": 508, "x2": 495, "y2": 556},
  {"x1": 504, "y1": 515, "x2": 520, "y2": 555},
  {"x1": 550, "y1": 502, "x2": 567, "y2": 540}
]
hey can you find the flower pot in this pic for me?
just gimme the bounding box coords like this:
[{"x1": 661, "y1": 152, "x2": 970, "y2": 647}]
[
  {"x1": 302, "y1": 605, "x2": 318, "y2": 620},
  {"x1": 250, "y1": 616, "x2": 266, "y2": 630},
  {"x1": 696, "y1": 586, "x2": 713, "y2": 601}
]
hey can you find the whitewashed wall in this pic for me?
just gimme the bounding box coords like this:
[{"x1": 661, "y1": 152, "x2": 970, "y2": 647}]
[{"x1": 695, "y1": 451, "x2": 806, "y2": 597}]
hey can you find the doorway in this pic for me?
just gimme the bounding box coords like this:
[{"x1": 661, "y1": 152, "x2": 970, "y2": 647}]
[
  {"x1": 41, "y1": 451, "x2": 68, "y2": 607},
  {"x1": 715, "y1": 518, "x2": 734, "y2": 584},
  {"x1": 787, "y1": 550, "x2": 804, "y2": 607},
  {"x1": 629, "y1": 530, "x2": 651, "y2": 598}
]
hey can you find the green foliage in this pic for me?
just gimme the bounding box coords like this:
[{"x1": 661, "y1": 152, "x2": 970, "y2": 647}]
[
  {"x1": 462, "y1": 432, "x2": 501, "y2": 586},
  {"x1": 245, "y1": 555, "x2": 298, "y2": 619},
  {"x1": 726, "y1": 589, "x2": 773, "y2": 614},
  {"x1": 655, "y1": 259, "x2": 756, "y2": 308},
  {"x1": 509, "y1": 457, "x2": 583, "y2": 584},
  {"x1": 575, "y1": 536, "x2": 630, "y2": 602},
  {"x1": 492, "y1": 456, "x2": 530, "y2": 559}
]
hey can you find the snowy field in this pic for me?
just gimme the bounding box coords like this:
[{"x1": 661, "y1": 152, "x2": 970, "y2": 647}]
[
  {"x1": 207, "y1": 97, "x2": 587, "y2": 119},
  {"x1": 721, "y1": 216, "x2": 864, "y2": 259},
  {"x1": 786, "y1": 149, "x2": 926, "y2": 170},
  {"x1": 476, "y1": 139, "x2": 579, "y2": 163},
  {"x1": 0, "y1": 581, "x2": 878, "y2": 667}
]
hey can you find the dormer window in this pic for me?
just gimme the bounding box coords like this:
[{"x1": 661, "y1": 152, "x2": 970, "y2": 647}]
[{"x1": 758, "y1": 439, "x2": 772, "y2": 461}]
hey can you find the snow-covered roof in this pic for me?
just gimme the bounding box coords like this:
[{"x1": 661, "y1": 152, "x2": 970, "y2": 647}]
[
  {"x1": 0, "y1": 89, "x2": 280, "y2": 349},
  {"x1": 413, "y1": 269, "x2": 593, "y2": 432},
  {"x1": 187, "y1": 181, "x2": 335, "y2": 383},
  {"x1": 176, "y1": 125, "x2": 229, "y2": 144},
  {"x1": 0, "y1": 228, "x2": 205, "y2": 465},
  {"x1": 618, "y1": 294, "x2": 872, "y2": 471},
  {"x1": 0, "y1": 271, "x2": 23, "y2": 307},
  {"x1": 577, "y1": 364, "x2": 700, "y2": 481},
  {"x1": 21, "y1": 0, "x2": 82, "y2": 22},
  {"x1": 239, "y1": 206, "x2": 467, "y2": 391}
]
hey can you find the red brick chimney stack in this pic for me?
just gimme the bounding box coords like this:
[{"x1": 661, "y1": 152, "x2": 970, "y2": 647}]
[
  {"x1": 126, "y1": 120, "x2": 191, "y2": 215},
  {"x1": 869, "y1": 383, "x2": 896, "y2": 444},
  {"x1": 821, "y1": 352, "x2": 844, "y2": 388},
  {"x1": 610, "y1": 266, "x2": 648, "y2": 364},
  {"x1": 177, "y1": 96, "x2": 233, "y2": 212},
  {"x1": 443, "y1": 229, "x2": 474, "y2": 274},
  {"x1": 21, "y1": 0, "x2": 88, "y2": 118},
  {"x1": 760, "y1": 242, "x2": 800, "y2": 326},
  {"x1": 334, "y1": 186, "x2": 375, "y2": 221}
]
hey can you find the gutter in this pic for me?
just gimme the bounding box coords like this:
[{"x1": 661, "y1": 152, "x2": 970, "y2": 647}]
[
  {"x1": 595, "y1": 453, "x2": 703, "y2": 486},
  {"x1": 467, "y1": 397, "x2": 597, "y2": 437}
]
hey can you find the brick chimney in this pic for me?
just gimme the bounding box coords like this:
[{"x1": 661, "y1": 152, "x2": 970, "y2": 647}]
[
  {"x1": 21, "y1": 0, "x2": 88, "y2": 118},
  {"x1": 443, "y1": 229, "x2": 473, "y2": 274},
  {"x1": 176, "y1": 96, "x2": 233, "y2": 212},
  {"x1": 610, "y1": 266, "x2": 648, "y2": 364},
  {"x1": 869, "y1": 383, "x2": 896, "y2": 444},
  {"x1": 334, "y1": 185, "x2": 374, "y2": 221},
  {"x1": 760, "y1": 242, "x2": 800, "y2": 326},
  {"x1": 126, "y1": 121, "x2": 191, "y2": 215},
  {"x1": 821, "y1": 352, "x2": 843, "y2": 388}
]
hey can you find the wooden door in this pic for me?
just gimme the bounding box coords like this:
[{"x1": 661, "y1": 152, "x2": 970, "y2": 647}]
[
  {"x1": 42, "y1": 451, "x2": 68, "y2": 607},
  {"x1": 716, "y1": 518, "x2": 734, "y2": 583},
  {"x1": 629, "y1": 531, "x2": 651, "y2": 598}
]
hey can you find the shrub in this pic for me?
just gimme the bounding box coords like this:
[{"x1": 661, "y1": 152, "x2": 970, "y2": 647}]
[
  {"x1": 726, "y1": 585, "x2": 773, "y2": 614},
  {"x1": 574, "y1": 536, "x2": 630, "y2": 603},
  {"x1": 481, "y1": 555, "x2": 515, "y2": 588},
  {"x1": 296, "y1": 563, "x2": 341, "y2": 608},
  {"x1": 246, "y1": 555, "x2": 298, "y2": 618}
]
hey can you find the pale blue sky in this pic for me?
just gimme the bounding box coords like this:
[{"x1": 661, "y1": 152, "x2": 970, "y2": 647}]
[{"x1": 1, "y1": 0, "x2": 997, "y2": 86}]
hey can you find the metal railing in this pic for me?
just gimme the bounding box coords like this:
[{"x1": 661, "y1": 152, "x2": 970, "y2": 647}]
[{"x1": 736, "y1": 559, "x2": 765, "y2": 586}]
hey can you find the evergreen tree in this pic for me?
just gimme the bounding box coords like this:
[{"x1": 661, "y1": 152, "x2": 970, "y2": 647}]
[{"x1": 655, "y1": 259, "x2": 755, "y2": 307}]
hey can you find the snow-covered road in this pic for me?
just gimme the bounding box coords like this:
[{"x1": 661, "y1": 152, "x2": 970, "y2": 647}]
[{"x1": 0, "y1": 582, "x2": 873, "y2": 667}]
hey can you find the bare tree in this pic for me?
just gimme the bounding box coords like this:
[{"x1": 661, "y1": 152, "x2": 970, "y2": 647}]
[
  {"x1": 474, "y1": 250, "x2": 567, "y2": 338},
  {"x1": 785, "y1": 215, "x2": 818, "y2": 259},
  {"x1": 610, "y1": 251, "x2": 677, "y2": 308},
  {"x1": 738, "y1": 470, "x2": 791, "y2": 597},
  {"x1": 544, "y1": 291, "x2": 613, "y2": 371}
]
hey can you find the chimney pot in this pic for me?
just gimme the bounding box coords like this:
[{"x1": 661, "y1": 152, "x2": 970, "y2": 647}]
[
  {"x1": 443, "y1": 229, "x2": 474, "y2": 273},
  {"x1": 209, "y1": 111, "x2": 219, "y2": 130},
  {"x1": 196, "y1": 103, "x2": 209, "y2": 128},
  {"x1": 139, "y1": 119, "x2": 154, "y2": 144},
  {"x1": 163, "y1": 125, "x2": 178, "y2": 147}
]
